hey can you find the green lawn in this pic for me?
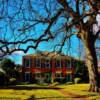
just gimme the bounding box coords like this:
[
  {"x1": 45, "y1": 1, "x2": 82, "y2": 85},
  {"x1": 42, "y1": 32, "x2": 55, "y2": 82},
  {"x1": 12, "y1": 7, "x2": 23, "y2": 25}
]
[
  {"x1": 57, "y1": 84, "x2": 100, "y2": 100},
  {"x1": 0, "y1": 89, "x2": 68, "y2": 100},
  {"x1": 0, "y1": 84, "x2": 100, "y2": 100},
  {"x1": 0, "y1": 84, "x2": 68, "y2": 100}
]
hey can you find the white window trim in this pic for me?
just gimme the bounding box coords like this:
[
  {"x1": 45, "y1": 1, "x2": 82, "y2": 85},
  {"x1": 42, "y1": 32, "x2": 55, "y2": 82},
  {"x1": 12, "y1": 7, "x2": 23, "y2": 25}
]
[
  {"x1": 25, "y1": 72, "x2": 30, "y2": 82},
  {"x1": 36, "y1": 58, "x2": 41, "y2": 68}
]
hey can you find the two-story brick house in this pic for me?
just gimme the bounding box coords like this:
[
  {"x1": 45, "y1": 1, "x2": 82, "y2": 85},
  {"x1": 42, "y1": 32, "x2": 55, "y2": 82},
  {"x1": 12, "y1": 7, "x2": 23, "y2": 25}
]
[{"x1": 22, "y1": 51, "x2": 85, "y2": 83}]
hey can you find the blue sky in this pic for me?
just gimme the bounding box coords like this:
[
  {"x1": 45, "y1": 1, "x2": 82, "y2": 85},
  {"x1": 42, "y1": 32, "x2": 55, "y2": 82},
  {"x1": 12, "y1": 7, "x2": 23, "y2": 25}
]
[
  {"x1": 1, "y1": 0, "x2": 99, "y2": 65},
  {"x1": 8, "y1": 34, "x2": 81, "y2": 65},
  {"x1": 0, "y1": 0, "x2": 84, "y2": 64}
]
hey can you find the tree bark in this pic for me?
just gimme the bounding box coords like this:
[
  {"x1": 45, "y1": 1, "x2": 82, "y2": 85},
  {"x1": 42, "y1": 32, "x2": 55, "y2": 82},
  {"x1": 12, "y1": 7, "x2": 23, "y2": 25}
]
[{"x1": 83, "y1": 37, "x2": 100, "y2": 92}]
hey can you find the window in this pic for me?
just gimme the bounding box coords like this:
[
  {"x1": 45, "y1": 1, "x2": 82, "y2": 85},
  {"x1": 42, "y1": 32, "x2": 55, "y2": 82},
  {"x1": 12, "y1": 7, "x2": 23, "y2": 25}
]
[
  {"x1": 45, "y1": 58, "x2": 50, "y2": 68},
  {"x1": 71, "y1": 60, "x2": 75, "y2": 67},
  {"x1": 36, "y1": 58, "x2": 41, "y2": 68},
  {"x1": 24, "y1": 58, "x2": 30, "y2": 68},
  {"x1": 66, "y1": 73, "x2": 71, "y2": 82},
  {"x1": 56, "y1": 59, "x2": 61, "y2": 68},
  {"x1": 41, "y1": 58, "x2": 45, "y2": 68},
  {"x1": 66, "y1": 60, "x2": 71, "y2": 68},
  {"x1": 35, "y1": 73, "x2": 41, "y2": 79},
  {"x1": 55, "y1": 73, "x2": 63, "y2": 78},
  {"x1": 25, "y1": 72, "x2": 30, "y2": 82}
]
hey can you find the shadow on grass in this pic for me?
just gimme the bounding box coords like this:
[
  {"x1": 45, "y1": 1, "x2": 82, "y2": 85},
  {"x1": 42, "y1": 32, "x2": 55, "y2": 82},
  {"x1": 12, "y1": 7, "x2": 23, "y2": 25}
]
[
  {"x1": 0, "y1": 86, "x2": 62, "y2": 90},
  {"x1": 26, "y1": 95, "x2": 69, "y2": 100}
]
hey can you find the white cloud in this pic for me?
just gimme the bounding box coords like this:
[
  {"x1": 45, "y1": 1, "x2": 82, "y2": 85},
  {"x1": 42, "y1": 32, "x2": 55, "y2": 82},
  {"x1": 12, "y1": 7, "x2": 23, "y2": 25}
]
[{"x1": 13, "y1": 51, "x2": 25, "y2": 56}]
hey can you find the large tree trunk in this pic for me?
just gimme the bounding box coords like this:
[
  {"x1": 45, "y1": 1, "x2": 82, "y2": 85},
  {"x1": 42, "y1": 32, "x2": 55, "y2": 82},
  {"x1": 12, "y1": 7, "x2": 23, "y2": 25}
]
[{"x1": 83, "y1": 37, "x2": 100, "y2": 92}]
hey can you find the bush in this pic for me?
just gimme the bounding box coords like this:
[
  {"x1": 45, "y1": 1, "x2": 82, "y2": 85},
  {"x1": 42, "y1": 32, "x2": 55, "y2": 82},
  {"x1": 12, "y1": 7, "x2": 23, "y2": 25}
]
[
  {"x1": 50, "y1": 82, "x2": 59, "y2": 86},
  {"x1": 66, "y1": 81, "x2": 74, "y2": 85},
  {"x1": 9, "y1": 78, "x2": 17, "y2": 85},
  {"x1": 30, "y1": 78, "x2": 38, "y2": 84},
  {"x1": 0, "y1": 72, "x2": 5, "y2": 85},
  {"x1": 74, "y1": 77, "x2": 81, "y2": 84}
]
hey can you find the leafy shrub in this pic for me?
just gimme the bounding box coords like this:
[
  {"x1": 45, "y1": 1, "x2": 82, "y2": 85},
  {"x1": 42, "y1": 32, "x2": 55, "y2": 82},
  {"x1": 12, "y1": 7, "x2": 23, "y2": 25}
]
[
  {"x1": 74, "y1": 77, "x2": 81, "y2": 84},
  {"x1": 0, "y1": 72, "x2": 5, "y2": 85},
  {"x1": 30, "y1": 78, "x2": 38, "y2": 84},
  {"x1": 66, "y1": 81, "x2": 74, "y2": 85},
  {"x1": 9, "y1": 78, "x2": 17, "y2": 85},
  {"x1": 50, "y1": 82, "x2": 59, "y2": 86}
]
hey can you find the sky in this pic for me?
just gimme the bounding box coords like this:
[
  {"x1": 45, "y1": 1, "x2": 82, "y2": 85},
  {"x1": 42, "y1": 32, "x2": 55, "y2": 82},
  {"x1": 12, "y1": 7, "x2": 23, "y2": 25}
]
[
  {"x1": 0, "y1": 0, "x2": 99, "y2": 65},
  {"x1": 8, "y1": 35, "x2": 82, "y2": 65}
]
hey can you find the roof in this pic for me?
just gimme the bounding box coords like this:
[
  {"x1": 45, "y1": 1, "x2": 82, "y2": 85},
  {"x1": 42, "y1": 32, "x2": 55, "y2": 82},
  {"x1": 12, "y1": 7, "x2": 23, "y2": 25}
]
[{"x1": 23, "y1": 51, "x2": 84, "y2": 62}]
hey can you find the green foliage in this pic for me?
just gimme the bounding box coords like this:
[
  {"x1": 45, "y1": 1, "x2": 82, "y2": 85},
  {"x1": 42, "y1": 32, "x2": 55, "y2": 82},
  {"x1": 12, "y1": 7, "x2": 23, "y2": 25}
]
[
  {"x1": 0, "y1": 72, "x2": 5, "y2": 85},
  {"x1": 66, "y1": 81, "x2": 74, "y2": 85},
  {"x1": 74, "y1": 77, "x2": 81, "y2": 84},
  {"x1": 74, "y1": 61, "x2": 89, "y2": 83},
  {"x1": 9, "y1": 78, "x2": 17, "y2": 85},
  {"x1": 0, "y1": 58, "x2": 15, "y2": 72},
  {"x1": 50, "y1": 82, "x2": 59, "y2": 86},
  {"x1": 75, "y1": 61, "x2": 85, "y2": 74}
]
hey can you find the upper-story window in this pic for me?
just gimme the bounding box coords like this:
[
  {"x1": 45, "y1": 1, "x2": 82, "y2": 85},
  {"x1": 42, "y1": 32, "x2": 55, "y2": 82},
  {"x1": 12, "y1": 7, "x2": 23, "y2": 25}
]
[
  {"x1": 36, "y1": 58, "x2": 41, "y2": 68},
  {"x1": 24, "y1": 58, "x2": 30, "y2": 68},
  {"x1": 45, "y1": 58, "x2": 50, "y2": 68},
  {"x1": 66, "y1": 60, "x2": 71, "y2": 68},
  {"x1": 71, "y1": 60, "x2": 75, "y2": 67},
  {"x1": 55, "y1": 59, "x2": 61, "y2": 68}
]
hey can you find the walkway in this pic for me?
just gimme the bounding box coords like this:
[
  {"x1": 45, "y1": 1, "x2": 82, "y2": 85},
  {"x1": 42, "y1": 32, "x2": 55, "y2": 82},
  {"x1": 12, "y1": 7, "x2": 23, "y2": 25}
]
[{"x1": 57, "y1": 88, "x2": 89, "y2": 100}]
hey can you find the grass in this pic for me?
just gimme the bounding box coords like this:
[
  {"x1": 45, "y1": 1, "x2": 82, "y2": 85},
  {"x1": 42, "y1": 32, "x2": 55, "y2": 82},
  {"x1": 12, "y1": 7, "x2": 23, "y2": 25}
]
[
  {"x1": 0, "y1": 89, "x2": 69, "y2": 100},
  {"x1": 0, "y1": 84, "x2": 100, "y2": 100},
  {"x1": 0, "y1": 84, "x2": 68, "y2": 100},
  {"x1": 58, "y1": 84, "x2": 100, "y2": 100}
]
